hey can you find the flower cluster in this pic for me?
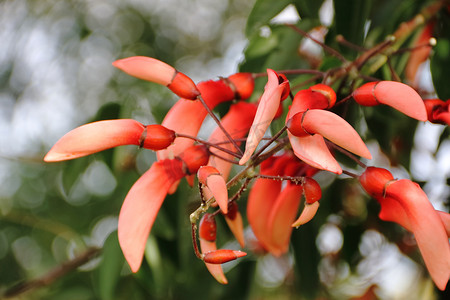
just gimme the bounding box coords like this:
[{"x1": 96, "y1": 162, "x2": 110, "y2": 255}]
[{"x1": 45, "y1": 55, "x2": 449, "y2": 290}]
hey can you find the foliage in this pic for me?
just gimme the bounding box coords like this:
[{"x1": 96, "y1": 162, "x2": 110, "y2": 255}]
[{"x1": 1, "y1": 0, "x2": 449, "y2": 299}]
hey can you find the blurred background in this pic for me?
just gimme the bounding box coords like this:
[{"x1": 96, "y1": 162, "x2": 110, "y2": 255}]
[{"x1": 0, "y1": 0, "x2": 449, "y2": 299}]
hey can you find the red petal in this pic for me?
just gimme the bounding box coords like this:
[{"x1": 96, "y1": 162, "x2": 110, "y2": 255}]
[
  {"x1": 240, "y1": 69, "x2": 288, "y2": 165},
  {"x1": 359, "y1": 167, "x2": 394, "y2": 198},
  {"x1": 225, "y1": 209, "x2": 245, "y2": 248},
  {"x1": 44, "y1": 119, "x2": 143, "y2": 162},
  {"x1": 200, "y1": 239, "x2": 228, "y2": 284},
  {"x1": 113, "y1": 56, "x2": 175, "y2": 86},
  {"x1": 385, "y1": 179, "x2": 450, "y2": 290},
  {"x1": 206, "y1": 174, "x2": 229, "y2": 214},
  {"x1": 118, "y1": 159, "x2": 184, "y2": 272},
  {"x1": 227, "y1": 72, "x2": 255, "y2": 100},
  {"x1": 292, "y1": 201, "x2": 320, "y2": 227},
  {"x1": 207, "y1": 102, "x2": 257, "y2": 179},
  {"x1": 288, "y1": 133, "x2": 342, "y2": 174},
  {"x1": 301, "y1": 109, "x2": 372, "y2": 159},
  {"x1": 247, "y1": 178, "x2": 282, "y2": 251},
  {"x1": 267, "y1": 184, "x2": 303, "y2": 255}
]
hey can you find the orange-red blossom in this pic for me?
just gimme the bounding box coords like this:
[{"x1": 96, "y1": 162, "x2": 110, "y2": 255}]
[{"x1": 359, "y1": 167, "x2": 450, "y2": 290}]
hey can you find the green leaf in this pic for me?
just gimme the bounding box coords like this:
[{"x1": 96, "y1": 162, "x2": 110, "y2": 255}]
[
  {"x1": 333, "y1": 0, "x2": 373, "y2": 56},
  {"x1": 245, "y1": 33, "x2": 279, "y2": 58},
  {"x1": 431, "y1": 12, "x2": 450, "y2": 99},
  {"x1": 246, "y1": 0, "x2": 292, "y2": 36},
  {"x1": 97, "y1": 232, "x2": 124, "y2": 300},
  {"x1": 293, "y1": 0, "x2": 324, "y2": 19}
]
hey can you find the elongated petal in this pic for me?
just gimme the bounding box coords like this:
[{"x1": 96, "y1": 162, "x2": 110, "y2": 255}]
[
  {"x1": 225, "y1": 211, "x2": 245, "y2": 248},
  {"x1": 301, "y1": 110, "x2": 372, "y2": 159},
  {"x1": 288, "y1": 133, "x2": 342, "y2": 174},
  {"x1": 267, "y1": 184, "x2": 303, "y2": 255},
  {"x1": 353, "y1": 81, "x2": 427, "y2": 121},
  {"x1": 405, "y1": 21, "x2": 434, "y2": 84},
  {"x1": 240, "y1": 69, "x2": 288, "y2": 165},
  {"x1": 197, "y1": 166, "x2": 229, "y2": 214},
  {"x1": 113, "y1": 56, "x2": 176, "y2": 85},
  {"x1": 385, "y1": 179, "x2": 450, "y2": 290},
  {"x1": 437, "y1": 211, "x2": 450, "y2": 237},
  {"x1": 118, "y1": 159, "x2": 184, "y2": 272},
  {"x1": 247, "y1": 178, "x2": 282, "y2": 251},
  {"x1": 207, "y1": 102, "x2": 257, "y2": 179},
  {"x1": 200, "y1": 239, "x2": 228, "y2": 284},
  {"x1": 44, "y1": 119, "x2": 143, "y2": 162},
  {"x1": 292, "y1": 201, "x2": 320, "y2": 227}
]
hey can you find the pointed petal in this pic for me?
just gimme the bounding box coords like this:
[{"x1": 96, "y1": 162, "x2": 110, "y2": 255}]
[
  {"x1": 118, "y1": 159, "x2": 184, "y2": 272},
  {"x1": 267, "y1": 184, "x2": 303, "y2": 255},
  {"x1": 385, "y1": 179, "x2": 450, "y2": 290},
  {"x1": 247, "y1": 178, "x2": 282, "y2": 251},
  {"x1": 292, "y1": 201, "x2": 320, "y2": 227},
  {"x1": 44, "y1": 119, "x2": 143, "y2": 162},
  {"x1": 113, "y1": 56, "x2": 176, "y2": 86},
  {"x1": 205, "y1": 175, "x2": 229, "y2": 214},
  {"x1": 200, "y1": 239, "x2": 228, "y2": 284},
  {"x1": 288, "y1": 133, "x2": 342, "y2": 174},
  {"x1": 378, "y1": 195, "x2": 412, "y2": 231},
  {"x1": 374, "y1": 81, "x2": 427, "y2": 121},
  {"x1": 301, "y1": 109, "x2": 372, "y2": 159},
  {"x1": 225, "y1": 211, "x2": 245, "y2": 248},
  {"x1": 207, "y1": 102, "x2": 257, "y2": 179},
  {"x1": 240, "y1": 69, "x2": 288, "y2": 165}
]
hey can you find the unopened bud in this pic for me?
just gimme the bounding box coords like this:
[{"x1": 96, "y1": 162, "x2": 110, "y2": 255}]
[
  {"x1": 140, "y1": 125, "x2": 175, "y2": 150},
  {"x1": 202, "y1": 249, "x2": 247, "y2": 264},
  {"x1": 359, "y1": 167, "x2": 394, "y2": 198},
  {"x1": 199, "y1": 213, "x2": 217, "y2": 242}
]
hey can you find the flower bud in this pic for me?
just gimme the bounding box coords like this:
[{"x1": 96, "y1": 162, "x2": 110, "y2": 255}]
[
  {"x1": 199, "y1": 213, "x2": 217, "y2": 242},
  {"x1": 202, "y1": 249, "x2": 247, "y2": 264},
  {"x1": 179, "y1": 145, "x2": 209, "y2": 175},
  {"x1": 303, "y1": 177, "x2": 322, "y2": 204},
  {"x1": 140, "y1": 125, "x2": 176, "y2": 150},
  {"x1": 167, "y1": 71, "x2": 201, "y2": 100},
  {"x1": 359, "y1": 167, "x2": 394, "y2": 198},
  {"x1": 227, "y1": 72, "x2": 255, "y2": 100},
  {"x1": 310, "y1": 83, "x2": 336, "y2": 108}
]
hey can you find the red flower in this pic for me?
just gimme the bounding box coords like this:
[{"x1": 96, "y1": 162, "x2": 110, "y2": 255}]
[
  {"x1": 424, "y1": 99, "x2": 450, "y2": 125},
  {"x1": 352, "y1": 81, "x2": 427, "y2": 121},
  {"x1": 240, "y1": 69, "x2": 289, "y2": 165},
  {"x1": 359, "y1": 167, "x2": 450, "y2": 290}
]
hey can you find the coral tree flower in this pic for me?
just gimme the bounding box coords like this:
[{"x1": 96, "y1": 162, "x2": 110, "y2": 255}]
[
  {"x1": 247, "y1": 152, "x2": 319, "y2": 256},
  {"x1": 424, "y1": 99, "x2": 450, "y2": 125},
  {"x1": 352, "y1": 81, "x2": 427, "y2": 121},
  {"x1": 239, "y1": 69, "x2": 289, "y2": 165},
  {"x1": 44, "y1": 119, "x2": 175, "y2": 162},
  {"x1": 198, "y1": 166, "x2": 228, "y2": 214},
  {"x1": 286, "y1": 84, "x2": 371, "y2": 174},
  {"x1": 113, "y1": 56, "x2": 200, "y2": 100},
  {"x1": 359, "y1": 167, "x2": 450, "y2": 290}
]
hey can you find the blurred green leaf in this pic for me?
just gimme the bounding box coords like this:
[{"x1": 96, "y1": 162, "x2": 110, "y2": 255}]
[
  {"x1": 97, "y1": 232, "x2": 124, "y2": 300},
  {"x1": 293, "y1": 0, "x2": 324, "y2": 19},
  {"x1": 246, "y1": 0, "x2": 291, "y2": 36},
  {"x1": 431, "y1": 11, "x2": 450, "y2": 100}
]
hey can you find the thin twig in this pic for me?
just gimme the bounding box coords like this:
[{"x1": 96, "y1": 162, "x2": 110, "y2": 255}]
[
  {"x1": 4, "y1": 247, "x2": 101, "y2": 298},
  {"x1": 286, "y1": 24, "x2": 348, "y2": 63},
  {"x1": 197, "y1": 95, "x2": 243, "y2": 156},
  {"x1": 176, "y1": 133, "x2": 241, "y2": 159},
  {"x1": 251, "y1": 125, "x2": 288, "y2": 162}
]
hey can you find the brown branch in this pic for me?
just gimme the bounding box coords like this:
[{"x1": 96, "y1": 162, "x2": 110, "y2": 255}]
[{"x1": 4, "y1": 247, "x2": 101, "y2": 298}]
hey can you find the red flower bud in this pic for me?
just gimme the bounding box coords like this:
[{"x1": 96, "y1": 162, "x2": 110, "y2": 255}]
[
  {"x1": 199, "y1": 213, "x2": 217, "y2": 242},
  {"x1": 310, "y1": 83, "x2": 336, "y2": 108},
  {"x1": 359, "y1": 167, "x2": 394, "y2": 198},
  {"x1": 278, "y1": 73, "x2": 290, "y2": 101},
  {"x1": 202, "y1": 249, "x2": 247, "y2": 264},
  {"x1": 286, "y1": 112, "x2": 309, "y2": 137},
  {"x1": 139, "y1": 125, "x2": 175, "y2": 150},
  {"x1": 352, "y1": 81, "x2": 379, "y2": 106},
  {"x1": 225, "y1": 201, "x2": 238, "y2": 220},
  {"x1": 303, "y1": 177, "x2": 321, "y2": 204},
  {"x1": 178, "y1": 145, "x2": 209, "y2": 175},
  {"x1": 227, "y1": 72, "x2": 255, "y2": 100},
  {"x1": 167, "y1": 71, "x2": 201, "y2": 100}
]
